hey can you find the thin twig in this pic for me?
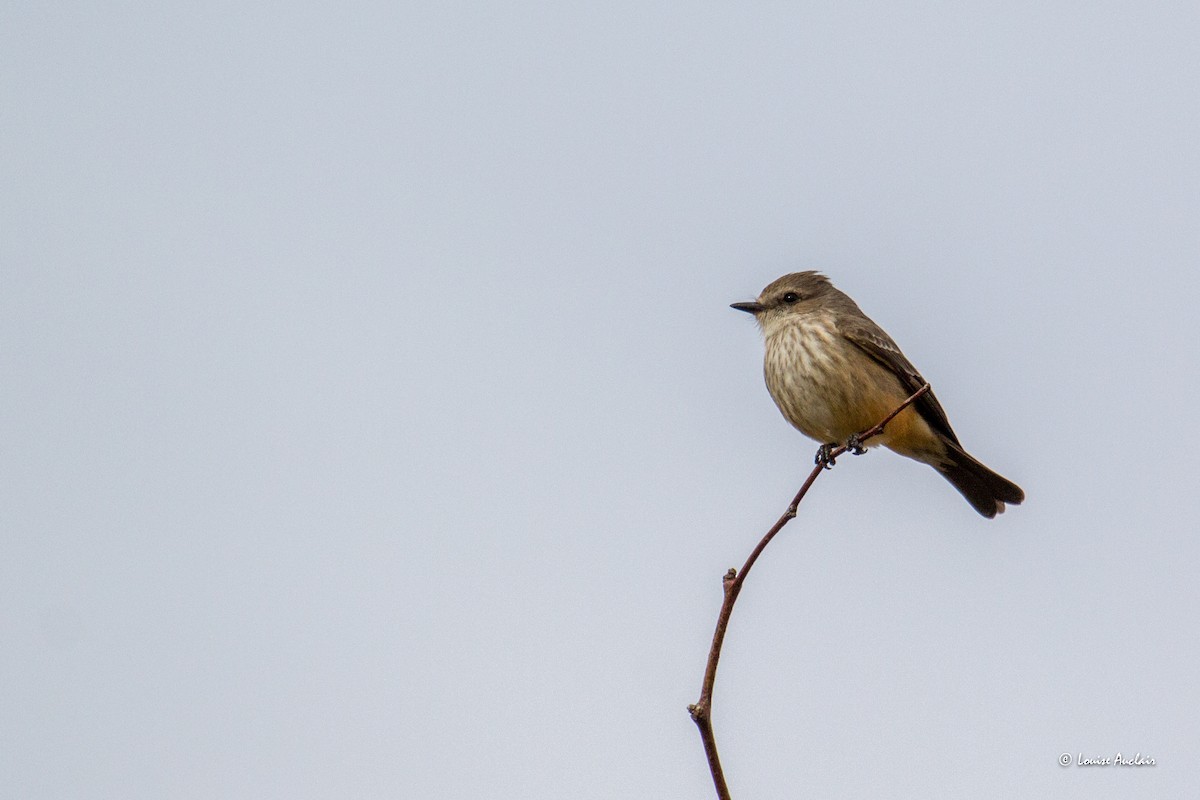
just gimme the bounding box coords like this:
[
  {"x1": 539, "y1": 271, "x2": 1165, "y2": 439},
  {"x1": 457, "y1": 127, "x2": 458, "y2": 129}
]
[{"x1": 687, "y1": 383, "x2": 931, "y2": 800}]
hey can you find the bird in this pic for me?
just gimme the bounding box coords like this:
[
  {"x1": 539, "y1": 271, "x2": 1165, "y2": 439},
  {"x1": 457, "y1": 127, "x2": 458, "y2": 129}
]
[{"x1": 731, "y1": 271, "x2": 1023, "y2": 517}]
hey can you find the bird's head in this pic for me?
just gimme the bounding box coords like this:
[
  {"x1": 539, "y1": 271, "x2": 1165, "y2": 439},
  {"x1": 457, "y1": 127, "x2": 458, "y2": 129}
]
[{"x1": 730, "y1": 271, "x2": 834, "y2": 332}]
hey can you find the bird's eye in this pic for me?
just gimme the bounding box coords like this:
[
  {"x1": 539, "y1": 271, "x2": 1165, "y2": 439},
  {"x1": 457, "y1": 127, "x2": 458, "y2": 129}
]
[{"x1": 781, "y1": 292, "x2": 801, "y2": 304}]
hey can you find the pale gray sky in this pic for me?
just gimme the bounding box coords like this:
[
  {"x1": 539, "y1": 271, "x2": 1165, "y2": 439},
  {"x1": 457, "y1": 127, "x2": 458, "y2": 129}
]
[{"x1": 3, "y1": 2, "x2": 1198, "y2": 798}]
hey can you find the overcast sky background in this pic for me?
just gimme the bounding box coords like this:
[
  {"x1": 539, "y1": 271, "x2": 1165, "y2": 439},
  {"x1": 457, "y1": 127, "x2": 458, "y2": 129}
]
[{"x1": 3, "y1": 2, "x2": 1198, "y2": 798}]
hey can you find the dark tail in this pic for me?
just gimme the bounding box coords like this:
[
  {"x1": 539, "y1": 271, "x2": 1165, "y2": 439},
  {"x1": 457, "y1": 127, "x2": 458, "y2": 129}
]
[{"x1": 936, "y1": 444, "x2": 1024, "y2": 519}]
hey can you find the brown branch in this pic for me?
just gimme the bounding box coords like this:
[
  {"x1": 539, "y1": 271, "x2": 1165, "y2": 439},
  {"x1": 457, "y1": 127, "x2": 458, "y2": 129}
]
[{"x1": 687, "y1": 383, "x2": 931, "y2": 800}]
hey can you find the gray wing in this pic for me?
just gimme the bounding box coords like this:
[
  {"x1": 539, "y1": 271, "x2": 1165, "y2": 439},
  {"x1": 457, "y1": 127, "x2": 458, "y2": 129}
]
[{"x1": 839, "y1": 315, "x2": 962, "y2": 447}]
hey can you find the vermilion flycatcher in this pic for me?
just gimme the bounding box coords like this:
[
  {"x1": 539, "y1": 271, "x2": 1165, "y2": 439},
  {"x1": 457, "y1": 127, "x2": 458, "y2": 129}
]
[{"x1": 732, "y1": 271, "x2": 1024, "y2": 517}]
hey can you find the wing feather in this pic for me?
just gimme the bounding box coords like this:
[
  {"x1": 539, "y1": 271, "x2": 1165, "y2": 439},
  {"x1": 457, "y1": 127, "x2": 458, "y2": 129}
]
[{"x1": 840, "y1": 317, "x2": 962, "y2": 447}]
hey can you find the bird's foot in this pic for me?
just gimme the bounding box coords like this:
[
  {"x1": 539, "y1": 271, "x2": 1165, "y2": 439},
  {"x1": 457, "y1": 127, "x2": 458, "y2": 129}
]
[
  {"x1": 846, "y1": 434, "x2": 868, "y2": 456},
  {"x1": 815, "y1": 443, "x2": 838, "y2": 469}
]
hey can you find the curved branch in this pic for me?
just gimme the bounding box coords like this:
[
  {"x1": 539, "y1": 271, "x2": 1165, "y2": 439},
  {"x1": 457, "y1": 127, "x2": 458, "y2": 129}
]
[{"x1": 687, "y1": 383, "x2": 931, "y2": 800}]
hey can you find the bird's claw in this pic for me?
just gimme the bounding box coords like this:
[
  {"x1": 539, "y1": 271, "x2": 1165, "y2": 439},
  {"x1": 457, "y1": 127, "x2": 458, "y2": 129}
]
[
  {"x1": 846, "y1": 434, "x2": 867, "y2": 455},
  {"x1": 815, "y1": 443, "x2": 837, "y2": 469}
]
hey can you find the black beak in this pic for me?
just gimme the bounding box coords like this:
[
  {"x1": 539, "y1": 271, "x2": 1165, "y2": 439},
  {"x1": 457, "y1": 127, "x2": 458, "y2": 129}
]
[{"x1": 730, "y1": 301, "x2": 765, "y2": 314}]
